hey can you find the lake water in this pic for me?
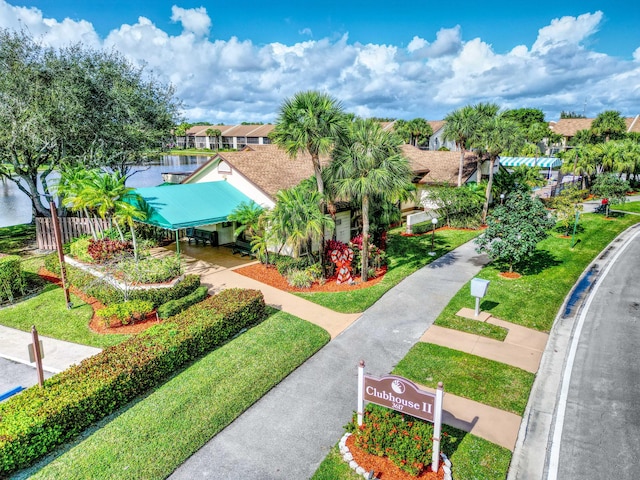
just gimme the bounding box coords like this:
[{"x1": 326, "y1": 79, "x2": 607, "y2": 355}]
[{"x1": 0, "y1": 156, "x2": 211, "y2": 228}]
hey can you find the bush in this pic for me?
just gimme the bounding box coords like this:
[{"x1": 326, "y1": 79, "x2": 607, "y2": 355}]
[
  {"x1": 345, "y1": 404, "x2": 436, "y2": 476},
  {"x1": 96, "y1": 300, "x2": 154, "y2": 326},
  {"x1": 285, "y1": 269, "x2": 314, "y2": 288},
  {"x1": 275, "y1": 255, "x2": 314, "y2": 276},
  {"x1": 68, "y1": 236, "x2": 93, "y2": 263},
  {"x1": 157, "y1": 285, "x2": 209, "y2": 319},
  {"x1": 118, "y1": 255, "x2": 183, "y2": 284},
  {"x1": 87, "y1": 238, "x2": 133, "y2": 263},
  {"x1": 0, "y1": 288, "x2": 266, "y2": 475},
  {"x1": 0, "y1": 255, "x2": 25, "y2": 303}
]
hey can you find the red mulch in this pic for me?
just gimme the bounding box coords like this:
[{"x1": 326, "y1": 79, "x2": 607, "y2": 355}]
[
  {"x1": 38, "y1": 268, "x2": 161, "y2": 335},
  {"x1": 346, "y1": 435, "x2": 445, "y2": 480},
  {"x1": 233, "y1": 263, "x2": 387, "y2": 293},
  {"x1": 498, "y1": 271, "x2": 522, "y2": 280}
]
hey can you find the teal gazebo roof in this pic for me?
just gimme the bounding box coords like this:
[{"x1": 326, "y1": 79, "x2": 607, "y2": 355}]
[
  {"x1": 499, "y1": 157, "x2": 562, "y2": 168},
  {"x1": 127, "y1": 181, "x2": 252, "y2": 230}
]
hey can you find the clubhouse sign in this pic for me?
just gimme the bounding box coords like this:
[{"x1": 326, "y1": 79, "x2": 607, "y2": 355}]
[{"x1": 357, "y1": 361, "x2": 445, "y2": 472}]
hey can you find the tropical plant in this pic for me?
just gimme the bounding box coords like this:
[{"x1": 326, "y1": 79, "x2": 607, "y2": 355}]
[
  {"x1": 474, "y1": 116, "x2": 525, "y2": 223},
  {"x1": 324, "y1": 118, "x2": 413, "y2": 281},
  {"x1": 228, "y1": 201, "x2": 265, "y2": 240},
  {"x1": 475, "y1": 186, "x2": 556, "y2": 273},
  {"x1": 443, "y1": 106, "x2": 478, "y2": 187},
  {"x1": 394, "y1": 118, "x2": 433, "y2": 147},
  {"x1": 205, "y1": 128, "x2": 222, "y2": 150},
  {"x1": 591, "y1": 173, "x2": 630, "y2": 210},
  {"x1": 551, "y1": 186, "x2": 585, "y2": 236},
  {"x1": 590, "y1": 110, "x2": 626, "y2": 142},
  {"x1": 423, "y1": 185, "x2": 484, "y2": 228}
]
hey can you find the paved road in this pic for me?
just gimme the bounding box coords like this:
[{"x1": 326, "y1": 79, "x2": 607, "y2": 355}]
[
  {"x1": 554, "y1": 228, "x2": 640, "y2": 479},
  {"x1": 0, "y1": 357, "x2": 52, "y2": 401},
  {"x1": 169, "y1": 240, "x2": 489, "y2": 480}
]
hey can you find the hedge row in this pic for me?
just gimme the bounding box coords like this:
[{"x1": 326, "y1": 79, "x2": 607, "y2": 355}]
[
  {"x1": 0, "y1": 288, "x2": 266, "y2": 475},
  {"x1": 0, "y1": 255, "x2": 25, "y2": 303},
  {"x1": 157, "y1": 285, "x2": 209, "y2": 319},
  {"x1": 43, "y1": 253, "x2": 200, "y2": 307}
]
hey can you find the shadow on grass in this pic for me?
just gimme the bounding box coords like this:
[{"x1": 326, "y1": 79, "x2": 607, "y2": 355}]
[
  {"x1": 480, "y1": 300, "x2": 499, "y2": 311},
  {"x1": 555, "y1": 224, "x2": 585, "y2": 236},
  {"x1": 514, "y1": 250, "x2": 562, "y2": 276}
]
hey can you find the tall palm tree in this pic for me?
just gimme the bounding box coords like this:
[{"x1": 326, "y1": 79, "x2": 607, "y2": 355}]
[
  {"x1": 228, "y1": 201, "x2": 264, "y2": 240},
  {"x1": 443, "y1": 106, "x2": 478, "y2": 187},
  {"x1": 55, "y1": 165, "x2": 101, "y2": 239},
  {"x1": 475, "y1": 116, "x2": 524, "y2": 223},
  {"x1": 325, "y1": 118, "x2": 413, "y2": 281},
  {"x1": 270, "y1": 91, "x2": 346, "y2": 196},
  {"x1": 206, "y1": 128, "x2": 222, "y2": 150}
]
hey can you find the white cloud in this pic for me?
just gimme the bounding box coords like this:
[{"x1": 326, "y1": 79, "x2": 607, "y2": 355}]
[
  {"x1": 1, "y1": 1, "x2": 639, "y2": 123},
  {"x1": 170, "y1": 5, "x2": 211, "y2": 36},
  {"x1": 299, "y1": 27, "x2": 312, "y2": 37}
]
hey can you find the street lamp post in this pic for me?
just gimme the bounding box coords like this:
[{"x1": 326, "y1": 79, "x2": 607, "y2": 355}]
[
  {"x1": 500, "y1": 193, "x2": 505, "y2": 205},
  {"x1": 429, "y1": 217, "x2": 438, "y2": 256}
]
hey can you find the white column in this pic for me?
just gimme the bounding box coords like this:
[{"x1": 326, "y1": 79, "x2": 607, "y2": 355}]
[
  {"x1": 357, "y1": 360, "x2": 365, "y2": 426},
  {"x1": 432, "y1": 382, "x2": 444, "y2": 472}
]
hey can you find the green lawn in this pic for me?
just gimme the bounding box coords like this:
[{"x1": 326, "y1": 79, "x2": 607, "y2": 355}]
[
  {"x1": 612, "y1": 200, "x2": 640, "y2": 213},
  {"x1": 0, "y1": 224, "x2": 36, "y2": 255},
  {"x1": 296, "y1": 227, "x2": 481, "y2": 313},
  {"x1": 313, "y1": 425, "x2": 511, "y2": 480},
  {"x1": 435, "y1": 212, "x2": 640, "y2": 338},
  {"x1": 25, "y1": 310, "x2": 329, "y2": 480}
]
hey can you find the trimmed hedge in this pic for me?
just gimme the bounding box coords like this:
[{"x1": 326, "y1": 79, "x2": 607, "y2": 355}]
[
  {"x1": 0, "y1": 255, "x2": 25, "y2": 303},
  {"x1": 43, "y1": 253, "x2": 200, "y2": 307},
  {"x1": 157, "y1": 285, "x2": 209, "y2": 319},
  {"x1": 0, "y1": 288, "x2": 266, "y2": 475}
]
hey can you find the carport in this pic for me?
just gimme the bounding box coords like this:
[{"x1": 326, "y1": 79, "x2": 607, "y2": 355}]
[
  {"x1": 126, "y1": 181, "x2": 252, "y2": 255},
  {"x1": 499, "y1": 156, "x2": 563, "y2": 180}
]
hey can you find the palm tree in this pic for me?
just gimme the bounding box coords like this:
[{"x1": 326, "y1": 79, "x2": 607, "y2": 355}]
[
  {"x1": 267, "y1": 178, "x2": 334, "y2": 260},
  {"x1": 227, "y1": 201, "x2": 264, "y2": 240},
  {"x1": 206, "y1": 128, "x2": 222, "y2": 150},
  {"x1": 591, "y1": 110, "x2": 626, "y2": 142},
  {"x1": 443, "y1": 106, "x2": 478, "y2": 187},
  {"x1": 475, "y1": 116, "x2": 524, "y2": 223},
  {"x1": 407, "y1": 118, "x2": 433, "y2": 147},
  {"x1": 55, "y1": 165, "x2": 101, "y2": 239},
  {"x1": 325, "y1": 118, "x2": 413, "y2": 281}
]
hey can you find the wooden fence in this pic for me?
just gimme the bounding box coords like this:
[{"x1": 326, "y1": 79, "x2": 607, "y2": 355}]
[{"x1": 36, "y1": 217, "x2": 111, "y2": 251}]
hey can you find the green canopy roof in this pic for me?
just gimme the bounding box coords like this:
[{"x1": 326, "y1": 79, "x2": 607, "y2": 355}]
[
  {"x1": 499, "y1": 156, "x2": 562, "y2": 168},
  {"x1": 128, "y1": 181, "x2": 252, "y2": 230}
]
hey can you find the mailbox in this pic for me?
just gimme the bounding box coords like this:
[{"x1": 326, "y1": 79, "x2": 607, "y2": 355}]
[{"x1": 470, "y1": 278, "x2": 490, "y2": 298}]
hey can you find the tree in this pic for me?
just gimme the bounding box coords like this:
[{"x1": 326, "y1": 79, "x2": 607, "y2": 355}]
[
  {"x1": 324, "y1": 118, "x2": 413, "y2": 281},
  {"x1": 227, "y1": 201, "x2": 264, "y2": 240},
  {"x1": 443, "y1": 106, "x2": 478, "y2": 187},
  {"x1": 205, "y1": 128, "x2": 222, "y2": 150},
  {"x1": 475, "y1": 187, "x2": 556, "y2": 273},
  {"x1": 474, "y1": 116, "x2": 525, "y2": 223},
  {"x1": 560, "y1": 111, "x2": 586, "y2": 119},
  {"x1": 491, "y1": 165, "x2": 545, "y2": 199},
  {"x1": 560, "y1": 145, "x2": 597, "y2": 189},
  {"x1": 590, "y1": 110, "x2": 626, "y2": 143},
  {"x1": 406, "y1": 118, "x2": 433, "y2": 147},
  {"x1": 423, "y1": 185, "x2": 484, "y2": 228},
  {"x1": 502, "y1": 108, "x2": 545, "y2": 130},
  {"x1": 551, "y1": 186, "x2": 584, "y2": 236},
  {"x1": 267, "y1": 178, "x2": 334, "y2": 260},
  {"x1": 0, "y1": 29, "x2": 180, "y2": 221},
  {"x1": 591, "y1": 173, "x2": 629, "y2": 214}
]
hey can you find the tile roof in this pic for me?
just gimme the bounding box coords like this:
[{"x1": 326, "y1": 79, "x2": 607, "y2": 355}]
[
  {"x1": 428, "y1": 120, "x2": 445, "y2": 133},
  {"x1": 550, "y1": 116, "x2": 640, "y2": 137},
  {"x1": 185, "y1": 124, "x2": 274, "y2": 136},
  {"x1": 400, "y1": 145, "x2": 477, "y2": 185}
]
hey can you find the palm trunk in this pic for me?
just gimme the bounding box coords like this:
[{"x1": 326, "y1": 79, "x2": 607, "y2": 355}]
[
  {"x1": 361, "y1": 196, "x2": 370, "y2": 282},
  {"x1": 457, "y1": 147, "x2": 465, "y2": 187},
  {"x1": 312, "y1": 153, "x2": 328, "y2": 278},
  {"x1": 482, "y1": 157, "x2": 496, "y2": 224}
]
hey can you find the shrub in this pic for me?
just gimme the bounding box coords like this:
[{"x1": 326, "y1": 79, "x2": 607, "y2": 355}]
[
  {"x1": 275, "y1": 255, "x2": 314, "y2": 276},
  {"x1": 345, "y1": 404, "x2": 435, "y2": 476},
  {"x1": 96, "y1": 300, "x2": 154, "y2": 326},
  {"x1": 68, "y1": 236, "x2": 93, "y2": 263},
  {"x1": 118, "y1": 255, "x2": 183, "y2": 284},
  {"x1": 87, "y1": 238, "x2": 133, "y2": 263},
  {"x1": 285, "y1": 268, "x2": 314, "y2": 289},
  {"x1": 0, "y1": 288, "x2": 265, "y2": 475},
  {"x1": 0, "y1": 255, "x2": 25, "y2": 303},
  {"x1": 157, "y1": 285, "x2": 209, "y2": 319}
]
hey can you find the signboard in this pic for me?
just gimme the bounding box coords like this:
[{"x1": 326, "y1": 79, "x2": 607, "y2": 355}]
[
  {"x1": 357, "y1": 361, "x2": 445, "y2": 472},
  {"x1": 363, "y1": 374, "x2": 436, "y2": 422},
  {"x1": 28, "y1": 340, "x2": 44, "y2": 363}
]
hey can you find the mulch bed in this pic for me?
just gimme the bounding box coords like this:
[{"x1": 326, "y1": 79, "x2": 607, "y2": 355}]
[
  {"x1": 233, "y1": 263, "x2": 387, "y2": 293},
  {"x1": 346, "y1": 435, "x2": 445, "y2": 479},
  {"x1": 498, "y1": 271, "x2": 522, "y2": 279},
  {"x1": 38, "y1": 268, "x2": 161, "y2": 335}
]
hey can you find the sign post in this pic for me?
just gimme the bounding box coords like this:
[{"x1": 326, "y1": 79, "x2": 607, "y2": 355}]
[
  {"x1": 28, "y1": 325, "x2": 45, "y2": 387},
  {"x1": 50, "y1": 201, "x2": 71, "y2": 309},
  {"x1": 358, "y1": 362, "x2": 444, "y2": 473}
]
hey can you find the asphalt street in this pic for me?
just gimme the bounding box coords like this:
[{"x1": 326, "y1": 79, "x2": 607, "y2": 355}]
[{"x1": 554, "y1": 228, "x2": 640, "y2": 479}]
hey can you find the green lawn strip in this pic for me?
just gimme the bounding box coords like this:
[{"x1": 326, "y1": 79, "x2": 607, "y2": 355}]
[
  {"x1": 296, "y1": 228, "x2": 481, "y2": 313},
  {"x1": 393, "y1": 343, "x2": 534, "y2": 415},
  {"x1": 612, "y1": 200, "x2": 640, "y2": 213},
  {"x1": 0, "y1": 283, "x2": 128, "y2": 349},
  {"x1": 28, "y1": 311, "x2": 329, "y2": 480},
  {"x1": 435, "y1": 213, "x2": 640, "y2": 336},
  {"x1": 313, "y1": 426, "x2": 511, "y2": 480},
  {"x1": 0, "y1": 224, "x2": 36, "y2": 255}
]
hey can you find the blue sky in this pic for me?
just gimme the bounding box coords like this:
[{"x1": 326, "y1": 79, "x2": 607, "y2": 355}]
[{"x1": 2, "y1": 0, "x2": 640, "y2": 123}]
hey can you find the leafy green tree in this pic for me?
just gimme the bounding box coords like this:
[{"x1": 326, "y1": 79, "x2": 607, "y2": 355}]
[
  {"x1": 0, "y1": 29, "x2": 180, "y2": 221},
  {"x1": 474, "y1": 116, "x2": 525, "y2": 223},
  {"x1": 502, "y1": 108, "x2": 545, "y2": 130},
  {"x1": 491, "y1": 165, "x2": 544, "y2": 199},
  {"x1": 560, "y1": 145, "x2": 597, "y2": 189},
  {"x1": 560, "y1": 111, "x2": 586, "y2": 119},
  {"x1": 591, "y1": 173, "x2": 629, "y2": 214},
  {"x1": 443, "y1": 106, "x2": 478, "y2": 187},
  {"x1": 475, "y1": 187, "x2": 556, "y2": 273},
  {"x1": 591, "y1": 110, "x2": 626, "y2": 142},
  {"x1": 325, "y1": 118, "x2": 412, "y2": 281},
  {"x1": 423, "y1": 185, "x2": 484, "y2": 228},
  {"x1": 406, "y1": 118, "x2": 433, "y2": 147},
  {"x1": 205, "y1": 128, "x2": 222, "y2": 150},
  {"x1": 551, "y1": 186, "x2": 584, "y2": 236}
]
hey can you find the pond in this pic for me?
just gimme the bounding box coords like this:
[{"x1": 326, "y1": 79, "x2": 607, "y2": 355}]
[{"x1": 0, "y1": 156, "x2": 211, "y2": 228}]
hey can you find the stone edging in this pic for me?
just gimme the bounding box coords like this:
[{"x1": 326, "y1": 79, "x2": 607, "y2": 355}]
[{"x1": 339, "y1": 432, "x2": 453, "y2": 480}]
